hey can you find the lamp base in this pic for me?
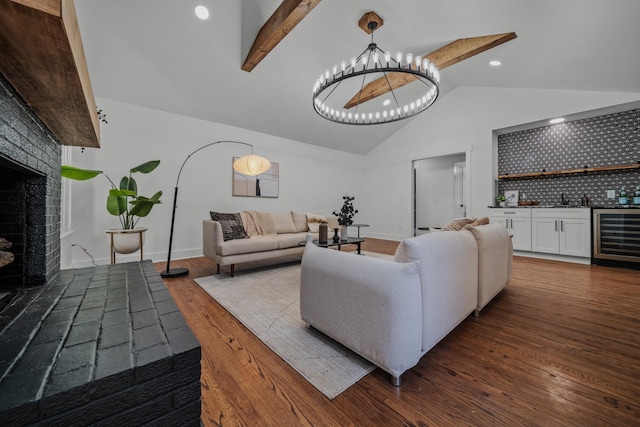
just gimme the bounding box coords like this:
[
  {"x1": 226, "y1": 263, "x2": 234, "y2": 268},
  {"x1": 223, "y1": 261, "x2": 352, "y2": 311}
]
[{"x1": 161, "y1": 267, "x2": 189, "y2": 278}]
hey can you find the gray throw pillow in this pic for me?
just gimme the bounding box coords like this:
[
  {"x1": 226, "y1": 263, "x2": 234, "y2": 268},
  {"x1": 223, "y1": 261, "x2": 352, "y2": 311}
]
[{"x1": 210, "y1": 212, "x2": 249, "y2": 241}]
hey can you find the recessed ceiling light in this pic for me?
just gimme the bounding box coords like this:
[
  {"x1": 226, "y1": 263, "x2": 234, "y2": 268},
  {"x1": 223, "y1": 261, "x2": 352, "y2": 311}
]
[
  {"x1": 549, "y1": 117, "x2": 565, "y2": 124},
  {"x1": 489, "y1": 60, "x2": 501, "y2": 66},
  {"x1": 195, "y1": 5, "x2": 209, "y2": 20},
  {"x1": 383, "y1": 99, "x2": 391, "y2": 106}
]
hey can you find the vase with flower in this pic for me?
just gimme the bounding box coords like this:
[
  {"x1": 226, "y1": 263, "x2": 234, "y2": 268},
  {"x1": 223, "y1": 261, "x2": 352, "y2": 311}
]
[{"x1": 333, "y1": 194, "x2": 358, "y2": 241}]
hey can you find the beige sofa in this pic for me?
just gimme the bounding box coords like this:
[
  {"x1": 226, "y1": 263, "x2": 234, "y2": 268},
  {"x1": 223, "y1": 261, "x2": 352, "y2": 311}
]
[
  {"x1": 203, "y1": 211, "x2": 338, "y2": 277},
  {"x1": 299, "y1": 223, "x2": 512, "y2": 386}
]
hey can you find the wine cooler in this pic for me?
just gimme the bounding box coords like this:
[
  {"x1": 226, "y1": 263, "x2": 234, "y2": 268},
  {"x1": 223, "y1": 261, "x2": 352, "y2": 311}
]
[{"x1": 593, "y1": 208, "x2": 640, "y2": 263}]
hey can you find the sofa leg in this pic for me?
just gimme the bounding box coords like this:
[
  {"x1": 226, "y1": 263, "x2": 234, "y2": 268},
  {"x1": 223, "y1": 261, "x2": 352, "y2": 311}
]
[
  {"x1": 390, "y1": 375, "x2": 401, "y2": 387},
  {"x1": 474, "y1": 308, "x2": 480, "y2": 318},
  {"x1": 230, "y1": 264, "x2": 235, "y2": 277},
  {"x1": 216, "y1": 265, "x2": 220, "y2": 274}
]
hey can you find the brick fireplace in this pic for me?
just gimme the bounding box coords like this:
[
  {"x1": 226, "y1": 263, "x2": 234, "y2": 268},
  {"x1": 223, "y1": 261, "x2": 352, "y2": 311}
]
[
  {"x1": 0, "y1": 75, "x2": 201, "y2": 424},
  {"x1": 0, "y1": 75, "x2": 61, "y2": 288}
]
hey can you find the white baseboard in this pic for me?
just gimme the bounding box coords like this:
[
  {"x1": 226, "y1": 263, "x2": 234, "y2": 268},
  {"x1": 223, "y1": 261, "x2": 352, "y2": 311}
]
[
  {"x1": 514, "y1": 250, "x2": 591, "y2": 265},
  {"x1": 361, "y1": 232, "x2": 404, "y2": 241},
  {"x1": 64, "y1": 247, "x2": 206, "y2": 269}
]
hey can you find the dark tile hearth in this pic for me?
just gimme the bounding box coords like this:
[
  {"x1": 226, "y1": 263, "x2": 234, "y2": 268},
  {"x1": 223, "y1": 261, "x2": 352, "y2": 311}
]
[
  {"x1": 0, "y1": 261, "x2": 201, "y2": 426},
  {"x1": 1, "y1": 70, "x2": 200, "y2": 424}
]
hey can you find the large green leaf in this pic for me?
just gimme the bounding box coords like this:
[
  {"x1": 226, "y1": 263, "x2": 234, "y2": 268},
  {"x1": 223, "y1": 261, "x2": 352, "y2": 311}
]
[
  {"x1": 120, "y1": 176, "x2": 137, "y2": 194},
  {"x1": 107, "y1": 189, "x2": 127, "y2": 216},
  {"x1": 61, "y1": 165, "x2": 103, "y2": 180},
  {"x1": 129, "y1": 191, "x2": 163, "y2": 217},
  {"x1": 110, "y1": 188, "x2": 136, "y2": 197},
  {"x1": 131, "y1": 160, "x2": 160, "y2": 174}
]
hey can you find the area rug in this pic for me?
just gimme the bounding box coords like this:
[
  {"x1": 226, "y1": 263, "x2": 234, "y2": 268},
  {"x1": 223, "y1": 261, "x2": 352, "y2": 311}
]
[{"x1": 193, "y1": 252, "x2": 391, "y2": 399}]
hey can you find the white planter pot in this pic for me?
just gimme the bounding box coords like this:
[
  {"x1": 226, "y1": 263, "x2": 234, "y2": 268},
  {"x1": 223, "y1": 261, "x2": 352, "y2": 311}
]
[
  {"x1": 340, "y1": 226, "x2": 348, "y2": 241},
  {"x1": 106, "y1": 228, "x2": 147, "y2": 254}
]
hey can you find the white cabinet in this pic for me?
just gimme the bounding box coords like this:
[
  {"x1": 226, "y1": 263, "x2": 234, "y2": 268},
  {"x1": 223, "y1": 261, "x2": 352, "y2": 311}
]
[
  {"x1": 490, "y1": 208, "x2": 532, "y2": 251},
  {"x1": 531, "y1": 208, "x2": 591, "y2": 257}
]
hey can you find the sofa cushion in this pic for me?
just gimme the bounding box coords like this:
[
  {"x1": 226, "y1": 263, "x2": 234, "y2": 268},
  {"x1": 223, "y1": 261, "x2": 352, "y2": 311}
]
[
  {"x1": 441, "y1": 217, "x2": 477, "y2": 231},
  {"x1": 217, "y1": 236, "x2": 279, "y2": 256},
  {"x1": 271, "y1": 212, "x2": 297, "y2": 234},
  {"x1": 306, "y1": 213, "x2": 326, "y2": 233},
  {"x1": 472, "y1": 216, "x2": 490, "y2": 226},
  {"x1": 394, "y1": 230, "x2": 478, "y2": 353},
  {"x1": 210, "y1": 212, "x2": 248, "y2": 241},
  {"x1": 291, "y1": 211, "x2": 309, "y2": 232},
  {"x1": 463, "y1": 223, "x2": 511, "y2": 310},
  {"x1": 276, "y1": 232, "x2": 308, "y2": 249}
]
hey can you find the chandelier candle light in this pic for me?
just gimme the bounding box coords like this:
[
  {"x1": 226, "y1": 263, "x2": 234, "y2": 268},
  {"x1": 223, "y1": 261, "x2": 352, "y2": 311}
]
[{"x1": 312, "y1": 12, "x2": 440, "y2": 125}]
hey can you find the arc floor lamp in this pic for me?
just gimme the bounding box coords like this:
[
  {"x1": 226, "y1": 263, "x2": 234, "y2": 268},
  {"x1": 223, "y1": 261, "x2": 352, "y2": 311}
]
[{"x1": 161, "y1": 141, "x2": 271, "y2": 278}]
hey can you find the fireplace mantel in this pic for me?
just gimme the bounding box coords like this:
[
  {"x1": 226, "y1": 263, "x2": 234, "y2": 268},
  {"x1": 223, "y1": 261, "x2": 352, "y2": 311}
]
[{"x1": 0, "y1": 0, "x2": 100, "y2": 148}]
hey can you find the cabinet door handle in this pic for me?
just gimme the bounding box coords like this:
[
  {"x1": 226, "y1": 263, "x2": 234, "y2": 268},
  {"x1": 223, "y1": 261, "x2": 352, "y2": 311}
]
[
  {"x1": 560, "y1": 220, "x2": 564, "y2": 232},
  {"x1": 555, "y1": 220, "x2": 558, "y2": 232}
]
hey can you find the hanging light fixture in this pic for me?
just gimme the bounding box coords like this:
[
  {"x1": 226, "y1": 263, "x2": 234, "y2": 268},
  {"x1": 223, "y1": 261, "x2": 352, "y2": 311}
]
[
  {"x1": 161, "y1": 141, "x2": 270, "y2": 278},
  {"x1": 312, "y1": 11, "x2": 440, "y2": 125}
]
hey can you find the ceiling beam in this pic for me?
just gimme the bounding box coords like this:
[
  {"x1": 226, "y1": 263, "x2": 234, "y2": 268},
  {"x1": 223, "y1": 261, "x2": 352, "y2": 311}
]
[
  {"x1": 344, "y1": 32, "x2": 517, "y2": 109},
  {"x1": 241, "y1": 0, "x2": 320, "y2": 72}
]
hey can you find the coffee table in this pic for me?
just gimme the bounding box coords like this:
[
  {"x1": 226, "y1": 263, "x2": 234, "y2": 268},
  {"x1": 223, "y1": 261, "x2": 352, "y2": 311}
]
[{"x1": 299, "y1": 237, "x2": 365, "y2": 254}]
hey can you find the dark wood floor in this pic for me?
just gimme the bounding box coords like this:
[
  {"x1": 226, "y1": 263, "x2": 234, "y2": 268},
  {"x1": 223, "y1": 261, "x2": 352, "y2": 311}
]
[{"x1": 155, "y1": 239, "x2": 640, "y2": 426}]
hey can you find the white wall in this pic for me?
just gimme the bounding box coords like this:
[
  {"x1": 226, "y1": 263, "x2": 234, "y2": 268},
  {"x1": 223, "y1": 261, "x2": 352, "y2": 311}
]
[
  {"x1": 62, "y1": 87, "x2": 640, "y2": 267},
  {"x1": 361, "y1": 86, "x2": 640, "y2": 241},
  {"x1": 62, "y1": 98, "x2": 365, "y2": 268}
]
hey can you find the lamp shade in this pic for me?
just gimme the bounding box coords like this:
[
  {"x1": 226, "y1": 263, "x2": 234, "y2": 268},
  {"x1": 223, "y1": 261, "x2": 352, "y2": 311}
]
[{"x1": 233, "y1": 154, "x2": 271, "y2": 176}]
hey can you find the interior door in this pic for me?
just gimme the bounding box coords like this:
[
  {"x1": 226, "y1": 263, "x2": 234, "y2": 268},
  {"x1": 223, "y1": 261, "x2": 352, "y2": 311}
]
[
  {"x1": 453, "y1": 162, "x2": 465, "y2": 218},
  {"x1": 413, "y1": 152, "x2": 467, "y2": 236}
]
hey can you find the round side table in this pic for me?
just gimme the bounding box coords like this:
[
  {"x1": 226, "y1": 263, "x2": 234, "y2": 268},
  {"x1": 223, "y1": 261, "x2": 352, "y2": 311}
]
[{"x1": 350, "y1": 223, "x2": 369, "y2": 238}]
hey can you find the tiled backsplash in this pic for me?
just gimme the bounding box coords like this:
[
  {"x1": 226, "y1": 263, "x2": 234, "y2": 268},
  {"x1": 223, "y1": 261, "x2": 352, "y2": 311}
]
[{"x1": 498, "y1": 108, "x2": 640, "y2": 206}]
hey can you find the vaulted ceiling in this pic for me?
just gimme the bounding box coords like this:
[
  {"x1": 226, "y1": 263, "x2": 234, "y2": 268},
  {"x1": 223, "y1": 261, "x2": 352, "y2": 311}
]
[{"x1": 74, "y1": 0, "x2": 640, "y2": 154}]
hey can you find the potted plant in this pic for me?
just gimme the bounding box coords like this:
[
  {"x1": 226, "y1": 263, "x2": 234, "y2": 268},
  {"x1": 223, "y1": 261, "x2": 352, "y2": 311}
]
[
  {"x1": 61, "y1": 160, "x2": 162, "y2": 255},
  {"x1": 496, "y1": 194, "x2": 506, "y2": 207},
  {"x1": 333, "y1": 194, "x2": 358, "y2": 240}
]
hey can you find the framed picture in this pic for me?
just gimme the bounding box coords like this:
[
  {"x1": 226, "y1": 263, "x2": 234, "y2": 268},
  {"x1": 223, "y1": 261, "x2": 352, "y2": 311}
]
[
  {"x1": 232, "y1": 157, "x2": 279, "y2": 197},
  {"x1": 505, "y1": 190, "x2": 519, "y2": 207}
]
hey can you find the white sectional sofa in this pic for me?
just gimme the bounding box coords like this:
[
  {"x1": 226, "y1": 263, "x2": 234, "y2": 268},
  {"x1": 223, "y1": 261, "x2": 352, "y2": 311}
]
[
  {"x1": 299, "y1": 223, "x2": 512, "y2": 386},
  {"x1": 203, "y1": 211, "x2": 338, "y2": 277}
]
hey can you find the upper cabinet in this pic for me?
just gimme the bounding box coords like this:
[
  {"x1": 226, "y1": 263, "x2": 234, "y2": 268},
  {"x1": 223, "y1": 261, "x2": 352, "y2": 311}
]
[{"x1": 0, "y1": 0, "x2": 99, "y2": 147}]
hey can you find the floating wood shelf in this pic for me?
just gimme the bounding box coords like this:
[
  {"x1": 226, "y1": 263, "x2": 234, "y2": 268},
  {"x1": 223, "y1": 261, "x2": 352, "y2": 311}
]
[
  {"x1": 0, "y1": 0, "x2": 99, "y2": 147},
  {"x1": 498, "y1": 163, "x2": 640, "y2": 180}
]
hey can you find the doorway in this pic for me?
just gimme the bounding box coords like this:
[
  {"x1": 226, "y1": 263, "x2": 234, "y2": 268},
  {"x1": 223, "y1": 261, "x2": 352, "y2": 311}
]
[
  {"x1": 453, "y1": 161, "x2": 466, "y2": 218},
  {"x1": 413, "y1": 152, "x2": 468, "y2": 236}
]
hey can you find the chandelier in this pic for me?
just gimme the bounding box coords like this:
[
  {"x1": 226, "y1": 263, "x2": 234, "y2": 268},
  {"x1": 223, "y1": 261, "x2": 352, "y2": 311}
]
[{"x1": 312, "y1": 12, "x2": 440, "y2": 125}]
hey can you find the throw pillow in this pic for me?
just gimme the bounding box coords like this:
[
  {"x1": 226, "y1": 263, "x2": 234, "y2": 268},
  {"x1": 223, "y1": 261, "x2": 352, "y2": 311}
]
[
  {"x1": 306, "y1": 213, "x2": 326, "y2": 233},
  {"x1": 210, "y1": 212, "x2": 249, "y2": 241},
  {"x1": 291, "y1": 211, "x2": 309, "y2": 232},
  {"x1": 271, "y1": 212, "x2": 297, "y2": 234},
  {"x1": 441, "y1": 217, "x2": 477, "y2": 231},
  {"x1": 472, "y1": 216, "x2": 490, "y2": 226}
]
